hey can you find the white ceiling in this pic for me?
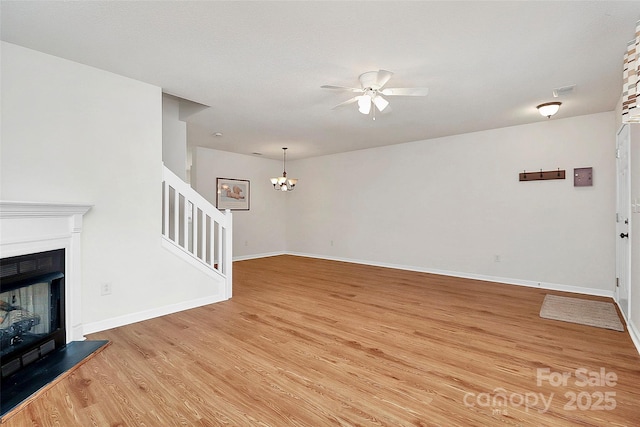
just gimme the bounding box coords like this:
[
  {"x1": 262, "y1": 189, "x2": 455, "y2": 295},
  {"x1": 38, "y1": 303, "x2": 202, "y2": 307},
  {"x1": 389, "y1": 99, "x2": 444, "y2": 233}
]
[{"x1": 2, "y1": 1, "x2": 639, "y2": 160}]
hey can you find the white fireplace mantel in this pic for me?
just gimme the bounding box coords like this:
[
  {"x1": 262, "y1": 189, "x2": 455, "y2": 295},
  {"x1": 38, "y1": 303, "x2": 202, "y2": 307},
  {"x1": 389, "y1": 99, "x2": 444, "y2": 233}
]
[{"x1": 1, "y1": 201, "x2": 93, "y2": 342}]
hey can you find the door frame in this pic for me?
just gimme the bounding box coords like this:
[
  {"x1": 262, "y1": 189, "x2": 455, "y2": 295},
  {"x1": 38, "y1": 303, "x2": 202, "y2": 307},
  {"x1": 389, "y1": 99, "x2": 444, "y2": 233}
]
[{"x1": 616, "y1": 124, "x2": 631, "y2": 321}]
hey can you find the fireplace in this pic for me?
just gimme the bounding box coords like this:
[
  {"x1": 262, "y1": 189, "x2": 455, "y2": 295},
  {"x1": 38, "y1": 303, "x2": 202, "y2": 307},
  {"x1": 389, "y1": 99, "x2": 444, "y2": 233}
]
[
  {"x1": 0, "y1": 201, "x2": 109, "y2": 421},
  {"x1": 0, "y1": 201, "x2": 92, "y2": 344},
  {"x1": 1, "y1": 249, "x2": 66, "y2": 379}
]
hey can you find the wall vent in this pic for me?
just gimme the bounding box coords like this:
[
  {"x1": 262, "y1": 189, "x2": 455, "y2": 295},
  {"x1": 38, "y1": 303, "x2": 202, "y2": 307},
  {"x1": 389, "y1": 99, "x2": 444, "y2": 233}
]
[{"x1": 553, "y1": 85, "x2": 576, "y2": 98}]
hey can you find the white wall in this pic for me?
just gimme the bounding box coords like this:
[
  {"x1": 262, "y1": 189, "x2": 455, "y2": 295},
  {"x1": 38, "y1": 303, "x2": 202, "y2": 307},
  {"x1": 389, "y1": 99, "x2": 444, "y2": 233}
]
[
  {"x1": 1, "y1": 42, "x2": 227, "y2": 332},
  {"x1": 287, "y1": 112, "x2": 617, "y2": 294},
  {"x1": 192, "y1": 147, "x2": 288, "y2": 258},
  {"x1": 162, "y1": 95, "x2": 188, "y2": 181}
]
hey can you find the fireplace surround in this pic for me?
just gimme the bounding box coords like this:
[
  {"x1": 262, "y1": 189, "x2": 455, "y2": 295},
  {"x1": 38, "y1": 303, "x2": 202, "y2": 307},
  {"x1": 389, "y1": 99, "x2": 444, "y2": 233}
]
[{"x1": 0, "y1": 201, "x2": 92, "y2": 344}]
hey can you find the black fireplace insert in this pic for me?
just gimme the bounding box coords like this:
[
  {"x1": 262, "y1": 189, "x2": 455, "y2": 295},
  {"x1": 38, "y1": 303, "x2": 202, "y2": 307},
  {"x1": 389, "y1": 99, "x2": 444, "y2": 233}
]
[{"x1": 0, "y1": 249, "x2": 65, "y2": 379}]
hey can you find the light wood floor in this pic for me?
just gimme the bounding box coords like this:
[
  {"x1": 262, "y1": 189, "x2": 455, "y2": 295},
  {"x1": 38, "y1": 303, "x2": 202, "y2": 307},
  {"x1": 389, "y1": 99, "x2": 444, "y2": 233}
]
[{"x1": 4, "y1": 255, "x2": 640, "y2": 426}]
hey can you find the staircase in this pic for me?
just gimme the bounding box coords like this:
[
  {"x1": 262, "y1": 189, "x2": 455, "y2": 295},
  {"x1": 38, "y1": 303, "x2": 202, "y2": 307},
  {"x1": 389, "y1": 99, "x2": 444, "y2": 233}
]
[{"x1": 161, "y1": 165, "x2": 233, "y2": 299}]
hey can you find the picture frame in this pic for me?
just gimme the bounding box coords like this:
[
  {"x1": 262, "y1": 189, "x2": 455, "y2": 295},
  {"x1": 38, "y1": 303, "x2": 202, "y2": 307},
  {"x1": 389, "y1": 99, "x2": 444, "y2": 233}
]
[{"x1": 216, "y1": 178, "x2": 250, "y2": 211}]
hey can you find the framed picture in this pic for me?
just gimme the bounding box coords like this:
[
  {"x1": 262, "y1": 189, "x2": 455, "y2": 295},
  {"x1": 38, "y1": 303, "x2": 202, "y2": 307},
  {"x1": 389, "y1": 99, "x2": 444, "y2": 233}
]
[{"x1": 216, "y1": 178, "x2": 250, "y2": 210}]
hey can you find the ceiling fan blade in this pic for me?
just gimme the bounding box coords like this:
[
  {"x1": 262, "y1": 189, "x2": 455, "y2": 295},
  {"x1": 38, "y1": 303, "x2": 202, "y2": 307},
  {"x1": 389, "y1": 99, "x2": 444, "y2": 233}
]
[
  {"x1": 376, "y1": 70, "x2": 393, "y2": 88},
  {"x1": 331, "y1": 97, "x2": 359, "y2": 109},
  {"x1": 321, "y1": 85, "x2": 363, "y2": 93},
  {"x1": 381, "y1": 87, "x2": 429, "y2": 96}
]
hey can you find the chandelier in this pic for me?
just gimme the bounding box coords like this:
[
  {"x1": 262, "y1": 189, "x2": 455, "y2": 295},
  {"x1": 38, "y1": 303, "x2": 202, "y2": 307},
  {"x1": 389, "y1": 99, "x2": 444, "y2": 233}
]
[{"x1": 270, "y1": 147, "x2": 298, "y2": 191}]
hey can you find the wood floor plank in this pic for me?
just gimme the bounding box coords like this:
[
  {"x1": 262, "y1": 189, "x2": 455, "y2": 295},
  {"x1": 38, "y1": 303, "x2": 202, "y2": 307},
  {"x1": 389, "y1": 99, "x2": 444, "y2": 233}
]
[{"x1": 3, "y1": 255, "x2": 640, "y2": 426}]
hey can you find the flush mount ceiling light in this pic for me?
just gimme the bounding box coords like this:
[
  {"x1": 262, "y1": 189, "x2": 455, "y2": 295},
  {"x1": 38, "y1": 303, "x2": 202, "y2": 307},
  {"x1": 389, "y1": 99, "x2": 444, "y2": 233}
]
[
  {"x1": 537, "y1": 102, "x2": 562, "y2": 118},
  {"x1": 270, "y1": 147, "x2": 298, "y2": 192}
]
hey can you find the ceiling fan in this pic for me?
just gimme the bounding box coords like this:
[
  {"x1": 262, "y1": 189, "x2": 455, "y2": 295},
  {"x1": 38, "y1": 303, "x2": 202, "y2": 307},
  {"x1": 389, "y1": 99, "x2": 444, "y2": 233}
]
[{"x1": 321, "y1": 70, "x2": 428, "y2": 119}]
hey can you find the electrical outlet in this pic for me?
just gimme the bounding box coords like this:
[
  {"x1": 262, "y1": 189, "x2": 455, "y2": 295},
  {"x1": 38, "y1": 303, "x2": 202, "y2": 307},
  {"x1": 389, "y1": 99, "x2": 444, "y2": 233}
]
[
  {"x1": 244, "y1": 240, "x2": 248, "y2": 246},
  {"x1": 100, "y1": 282, "x2": 112, "y2": 296},
  {"x1": 330, "y1": 240, "x2": 334, "y2": 246},
  {"x1": 494, "y1": 255, "x2": 501, "y2": 263}
]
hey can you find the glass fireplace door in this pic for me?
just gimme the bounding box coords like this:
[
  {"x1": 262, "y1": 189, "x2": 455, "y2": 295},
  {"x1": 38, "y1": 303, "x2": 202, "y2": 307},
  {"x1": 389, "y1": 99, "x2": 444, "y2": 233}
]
[{"x1": 0, "y1": 272, "x2": 62, "y2": 360}]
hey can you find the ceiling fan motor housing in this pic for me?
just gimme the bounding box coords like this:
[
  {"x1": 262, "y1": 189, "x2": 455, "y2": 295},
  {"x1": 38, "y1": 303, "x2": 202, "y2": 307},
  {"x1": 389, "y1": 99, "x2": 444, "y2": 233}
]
[{"x1": 359, "y1": 71, "x2": 383, "y2": 90}]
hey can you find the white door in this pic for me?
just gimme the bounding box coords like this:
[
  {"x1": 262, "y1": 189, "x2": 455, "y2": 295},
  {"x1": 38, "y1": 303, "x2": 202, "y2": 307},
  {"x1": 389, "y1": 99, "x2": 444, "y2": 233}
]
[{"x1": 616, "y1": 124, "x2": 631, "y2": 320}]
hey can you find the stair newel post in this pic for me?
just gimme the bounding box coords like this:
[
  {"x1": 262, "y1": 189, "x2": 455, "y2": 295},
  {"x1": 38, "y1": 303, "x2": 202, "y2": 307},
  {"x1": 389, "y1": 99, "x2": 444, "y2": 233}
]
[
  {"x1": 223, "y1": 208, "x2": 233, "y2": 299},
  {"x1": 216, "y1": 220, "x2": 222, "y2": 273}
]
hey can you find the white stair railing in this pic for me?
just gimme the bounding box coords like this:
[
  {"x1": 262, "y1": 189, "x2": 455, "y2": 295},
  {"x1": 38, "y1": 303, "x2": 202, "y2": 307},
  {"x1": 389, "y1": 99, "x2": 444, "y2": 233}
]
[{"x1": 161, "y1": 165, "x2": 232, "y2": 298}]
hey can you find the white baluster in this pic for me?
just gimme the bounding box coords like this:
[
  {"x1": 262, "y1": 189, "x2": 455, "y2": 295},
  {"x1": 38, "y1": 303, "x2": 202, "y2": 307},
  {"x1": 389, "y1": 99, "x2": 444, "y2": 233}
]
[
  {"x1": 163, "y1": 180, "x2": 169, "y2": 238},
  {"x1": 216, "y1": 220, "x2": 222, "y2": 272},
  {"x1": 172, "y1": 186, "x2": 179, "y2": 244},
  {"x1": 192, "y1": 204, "x2": 198, "y2": 256},
  {"x1": 209, "y1": 217, "x2": 214, "y2": 268},
  {"x1": 200, "y1": 212, "x2": 206, "y2": 262},
  {"x1": 182, "y1": 197, "x2": 188, "y2": 251}
]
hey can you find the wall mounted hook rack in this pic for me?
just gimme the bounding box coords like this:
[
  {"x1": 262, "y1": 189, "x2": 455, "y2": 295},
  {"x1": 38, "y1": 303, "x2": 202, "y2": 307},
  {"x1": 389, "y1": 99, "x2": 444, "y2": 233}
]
[{"x1": 519, "y1": 168, "x2": 565, "y2": 182}]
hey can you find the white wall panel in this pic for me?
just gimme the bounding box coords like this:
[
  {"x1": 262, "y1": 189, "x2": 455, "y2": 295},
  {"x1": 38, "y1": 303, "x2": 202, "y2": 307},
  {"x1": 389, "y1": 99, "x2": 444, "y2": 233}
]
[{"x1": 287, "y1": 112, "x2": 616, "y2": 292}]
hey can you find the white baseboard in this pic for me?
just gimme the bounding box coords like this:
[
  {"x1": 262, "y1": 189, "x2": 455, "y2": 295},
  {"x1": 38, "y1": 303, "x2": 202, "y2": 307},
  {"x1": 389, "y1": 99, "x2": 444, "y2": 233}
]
[
  {"x1": 287, "y1": 251, "x2": 615, "y2": 299},
  {"x1": 83, "y1": 294, "x2": 228, "y2": 335},
  {"x1": 233, "y1": 251, "x2": 287, "y2": 262}
]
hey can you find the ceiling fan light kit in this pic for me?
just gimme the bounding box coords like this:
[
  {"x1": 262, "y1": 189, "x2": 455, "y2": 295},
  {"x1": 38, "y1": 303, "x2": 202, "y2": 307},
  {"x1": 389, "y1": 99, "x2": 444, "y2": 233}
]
[
  {"x1": 357, "y1": 95, "x2": 372, "y2": 114},
  {"x1": 373, "y1": 95, "x2": 389, "y2": 112},
  {"x1": 322, "y1": 69, "x2": 428, "y2": 119}
]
